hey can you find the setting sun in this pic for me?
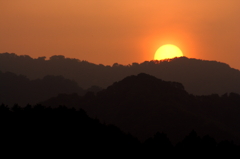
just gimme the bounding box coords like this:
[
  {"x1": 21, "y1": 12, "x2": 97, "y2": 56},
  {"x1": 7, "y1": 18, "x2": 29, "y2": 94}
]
[{"x1": 154, "y1": 44, "x2": 183, "y2": 60}]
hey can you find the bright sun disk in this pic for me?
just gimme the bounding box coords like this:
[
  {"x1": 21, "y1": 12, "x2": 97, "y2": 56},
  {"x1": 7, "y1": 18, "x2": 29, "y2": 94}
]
[{"x1": 154, "y1": 44, "x2": 183, "y2": 60}]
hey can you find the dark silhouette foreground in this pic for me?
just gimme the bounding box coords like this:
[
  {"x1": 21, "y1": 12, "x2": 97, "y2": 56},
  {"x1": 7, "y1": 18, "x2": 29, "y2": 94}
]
[{"x1": 0, "y1": 104, "x2": 239, "y2": 157}]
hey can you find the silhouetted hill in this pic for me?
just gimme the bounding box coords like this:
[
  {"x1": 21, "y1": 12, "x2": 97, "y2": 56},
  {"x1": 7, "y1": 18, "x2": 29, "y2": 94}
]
[
  {"x1": 1, "y1": 104, "x2": 239, "y2": 156},
  {"x1": 1, "y1": 52, "x2": 240, "y2": 95},
  {"x1": 0, "y1": 104, "x2": 140, "y2": 156},
  {"x1": 0, "y1": 71, "x2": 101, "y2": 106},
  {"x1": 42, "y1": 73, "x2": 240, "y2": 144}
]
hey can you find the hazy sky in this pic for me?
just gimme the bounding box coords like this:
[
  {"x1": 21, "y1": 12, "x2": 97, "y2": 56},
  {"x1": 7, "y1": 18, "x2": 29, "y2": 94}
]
[{"x1": 1, "y1": 0, "x2": 240, "y2": 69}]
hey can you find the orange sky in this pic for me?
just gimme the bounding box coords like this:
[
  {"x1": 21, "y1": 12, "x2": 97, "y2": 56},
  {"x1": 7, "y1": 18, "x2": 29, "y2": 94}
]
[{"x1": 1, "y1": 0, "x2": 240, "y2": 69}]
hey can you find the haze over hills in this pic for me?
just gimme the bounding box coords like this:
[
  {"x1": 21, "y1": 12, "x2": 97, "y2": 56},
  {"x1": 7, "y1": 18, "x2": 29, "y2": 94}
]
[
  {"x1": 42, "y1": 73, "x2": 240, "y2": 144},
  {"x1": 1, "y1": 52, "x2": 240, "y2": 95}
]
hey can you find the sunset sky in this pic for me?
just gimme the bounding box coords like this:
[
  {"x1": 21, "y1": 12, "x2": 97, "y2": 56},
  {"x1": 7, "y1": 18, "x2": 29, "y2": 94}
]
[{"x1": 1, "y1": 0, "x2": 240, "y2": 69}]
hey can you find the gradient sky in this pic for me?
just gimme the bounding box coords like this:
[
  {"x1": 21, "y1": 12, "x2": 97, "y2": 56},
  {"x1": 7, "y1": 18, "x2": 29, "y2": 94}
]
[{"x1": 1, "y1": 0, "x2": 240, "y2": 69}]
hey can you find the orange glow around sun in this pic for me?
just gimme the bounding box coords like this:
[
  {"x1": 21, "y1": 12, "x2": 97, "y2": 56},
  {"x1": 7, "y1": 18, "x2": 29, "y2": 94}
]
[{"x1": 154, "y1": 44, "x2": 183, "y2": 60}]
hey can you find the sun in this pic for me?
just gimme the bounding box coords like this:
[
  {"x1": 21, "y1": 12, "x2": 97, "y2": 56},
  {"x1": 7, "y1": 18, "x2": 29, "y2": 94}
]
[{"x1": 154, "y1": 44, "x2": 183, "y2": 60}]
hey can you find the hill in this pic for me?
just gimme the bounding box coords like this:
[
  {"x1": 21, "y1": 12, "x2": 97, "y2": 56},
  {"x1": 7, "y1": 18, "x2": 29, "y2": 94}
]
[
  {"x1": 1, "y1": 52, "x2": 240, "y2": 95},
  {"x1": 0, "y1": 104, "x2": 140, "y2": 156},
  {"x1": 42, "y1": 73, "x2": 240, "y2": 144},
  {"x1": 0, "y1": 71, "x2": 101, "y2": 106}
]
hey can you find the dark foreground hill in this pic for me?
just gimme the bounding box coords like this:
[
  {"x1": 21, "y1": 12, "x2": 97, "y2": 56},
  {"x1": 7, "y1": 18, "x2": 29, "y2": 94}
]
[
  {"x1": 1, "y1": 52, "x2": 240, "y2": 95},
  {"x1": 0, "y1": 71, "x2": 102, "y2": 106},
  {"x1": 0, "y1": 104, "x2": 140, "y2": 156},
  {"x1": 1, "y1": 104, "x2": 239, "y2": 156},
  {"x1": 42, "y1": 73, "x2": 240, "y2": 144}
]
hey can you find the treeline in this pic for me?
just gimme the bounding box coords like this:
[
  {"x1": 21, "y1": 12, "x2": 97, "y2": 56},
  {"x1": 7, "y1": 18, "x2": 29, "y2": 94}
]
[
  {"x1": 1, "y1": 52, "x2": 240, "y2": 95},
  {"x1": 0, "y1": 104, "x2": 139, "y2": 156},
  {"x1": 0, "y1": 104, "x2": 239, "y2": 156}
]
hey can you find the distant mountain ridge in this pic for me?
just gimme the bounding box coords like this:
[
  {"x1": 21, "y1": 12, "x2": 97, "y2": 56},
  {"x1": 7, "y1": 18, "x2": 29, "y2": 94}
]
[{"x1": 1, "y1": 52, "x2": 240, "y2": 95}]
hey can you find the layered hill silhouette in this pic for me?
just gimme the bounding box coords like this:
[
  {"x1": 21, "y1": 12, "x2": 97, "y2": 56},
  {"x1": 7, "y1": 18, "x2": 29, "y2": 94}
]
[
  {"x1": 42, "y1": 73, "x2": 240, "y2": 144},
  {"x1": 0, "y1": 71, "x2": 102, "y2": 106},
  {"x1": 0, "y1": 104, "x2": 141, "y2": 156},
  {"x1": 1, "y1": 52, "x2": 240, "y2": 95},
  {"x1": 2, "y1": 104, "x2": 238, "y2": 155}
]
